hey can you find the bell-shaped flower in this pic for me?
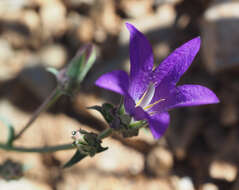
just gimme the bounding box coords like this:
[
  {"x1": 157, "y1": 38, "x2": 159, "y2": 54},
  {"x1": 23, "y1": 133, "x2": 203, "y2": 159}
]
[{"x1": 95, "y1": 23, "x2": 219, "y2": 139}]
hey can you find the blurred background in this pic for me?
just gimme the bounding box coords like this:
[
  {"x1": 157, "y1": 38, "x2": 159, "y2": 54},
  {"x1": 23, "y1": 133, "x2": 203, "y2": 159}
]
[{"x1": 0, "y1": 0, "x2": 239, "y2": 189}]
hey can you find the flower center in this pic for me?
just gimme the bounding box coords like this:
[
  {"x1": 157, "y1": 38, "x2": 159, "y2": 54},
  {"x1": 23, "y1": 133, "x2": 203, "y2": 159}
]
[{"x1": 136, "y1": 83, "x2": 165, "y2": 111}]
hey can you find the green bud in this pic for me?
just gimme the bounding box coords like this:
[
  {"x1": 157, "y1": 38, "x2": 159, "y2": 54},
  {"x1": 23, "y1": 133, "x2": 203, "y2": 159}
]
[{"x1": 57, "y1": 44, "x2": 96, "y2": 95}]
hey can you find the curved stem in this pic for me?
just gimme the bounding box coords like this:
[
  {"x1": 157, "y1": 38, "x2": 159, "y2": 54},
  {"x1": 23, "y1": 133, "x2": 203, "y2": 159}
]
[
  {"x1": 0, "y1": 128, "x2": 113, "y2": 153},
  {"x1": 97, "y1": 128, "x2": 113, "y2": 140},
  {"x1": 14, "y1": 87, "x2": 62, "y2": 140},
  {"x1": 0, "y1": 143, "x2": 74, "y2": 153}
]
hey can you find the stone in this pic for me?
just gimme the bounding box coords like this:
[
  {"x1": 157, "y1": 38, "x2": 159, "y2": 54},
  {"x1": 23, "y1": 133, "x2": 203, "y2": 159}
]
[
  {"x1": 39, "y1": 44, "x2": 67, "y2": 68},
  {"x1": 67, "y1": 12, "x2": 95, "y2": 45},
  {"x1": 101, "y1": 0, "x2": 121, "y2": 35},
  {"x1": 18, "y1": 65, "x2": 57, "y2": 101},
  {"x1": 21, "y1": 10, "x2": 41, "y2": 33},
  {"x1": 201, "y1": 183, "x2": 219, "y2": 190},
  {"x1": 119, "y1": 4, "x2": 176, "y2": 45},
  {"x1": 171, "y1": 176, "x2": 195, "y2": 190},
  {"x1": 0, "y1": 38, "x2": 14, "y2": 63},
  {"x1": 202, "y1": 1, "x2": 239, "y2": 73},
  {"x1": 94, "y1": 138, "x2": 144, "y2": 174},
  {"x1": 146, "y1": 146, "x2": 173, "y2": 176},
  {"x1": 120, "y1": 0, "x2": 153, "y2": 18},
  {"x1": 0, "y1": 0, "x2": 29, "y2": 15},
  {"x1": 232, "y1": 177, "x2": 239, "y2": 190},
  {"x1": 209, "y1": 160, "x2": 237, "y2": 182},
  {"x1": 76, "y1": 17, "x2": 94, "y2": 42},
  {"x1": 40, "y1": 0, "x2": 67, "y2": 38},
  {"x1": 169, "y1": 113, "x2": 202, "y2": 160},
  {"x1": 0, "y1": 38, "x2": 31, "y2": 81},
  {"x1": 0, "y1": 179, "x2": 51, "y2": 190},
  {"x1": 220, "y1": 101, "x2": 238, "y2": 126},
  {"x1": 63, "y1": 0, "x2": 95, "y2": 7}
]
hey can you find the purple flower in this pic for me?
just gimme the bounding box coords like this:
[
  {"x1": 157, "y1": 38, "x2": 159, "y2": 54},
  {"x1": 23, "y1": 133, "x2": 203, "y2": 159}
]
[{"x1": 95, "y1": 23, "x2": 219, "y2": 139}]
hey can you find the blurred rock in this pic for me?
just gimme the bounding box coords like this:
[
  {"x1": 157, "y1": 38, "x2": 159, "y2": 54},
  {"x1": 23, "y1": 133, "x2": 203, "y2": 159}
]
[
  {"x1": 154, "y1": 42, "x2": 170, "y2": 61},
  {"x1": 169, "y1": 113, "x2": 202, "y2": 160},
  {"x1": 18, "y1": 65, "x2": 56, "y2": 101},
  {"x1": 154, "y1": 0, "x2": 182, "y2": 6},
  {"x1": 203, "y1": 124, "x2": 225, "y2": 151},
  {"x1": 0, "y1": 159, "x2": 23, "y2": 180},
  {"x1": 63, "y1": 0, "x2": 95, "y2": 8},
  {"x1": 209, "y1": 160, "x2": 237, "y2": 182},
  {"x1": 40, "y1": 0, "x2": 67, "y2": 38},
  {"x1": 200, "y1": 183, "x2": 219, "y2": 190},
  {"x1": 22, "y1": 10, "x2": 41, "y2": 33},
  {"x1": 119, "y1": 4, "x2": 176, "y2": 45},
  {"x1": 202, "y1": 1, "x2": 239, "y2": 73},
  {"x1": 146, "y1": 147, "x2": 173, "y2": 176},
  {"x1": 101, "y1": 0, "x2": 121, "y2": 35},
  {"x1": 67, "y1": 12, "x2": 95, "y2": 45},
  {"x1": 120, "y1": 0, "x2": 153, "y2": 18},
  {"x1": 220, "y1": 101, "x2": 238, "y2": 126},
  {"x1": 59, "y1": 167, "x2": 173, "y2": 190},
  {"x1": 39, "y1": 44, "x2": 67, "y2": 68},
  {"x1": 77, "y1": 18, "x2": 94, "y2": 43},
  {"x1": 1, "y1": 30, "x2": 29, "y2": 49},
  {"x1": 0, "y1": 39, "x2": 36, "y2": 80},
  {"x1": 172, "y1": 176, "x2": 195, "y2": 190},
  {"x1": 95, "y1": 138, "x2": 144, "y2": 174},
  {"x1": 0, "y1": 38, "x2": 14, "y2": 63},
  {"x1": 0, "y1": 179, "x2": 51, "y2": 190},
  {"x1": 232, "y1": 177, "x2": 239, "y2": 190},
  {"x1": 0, "y1": 0, "x2": 29, "y2": 15}
]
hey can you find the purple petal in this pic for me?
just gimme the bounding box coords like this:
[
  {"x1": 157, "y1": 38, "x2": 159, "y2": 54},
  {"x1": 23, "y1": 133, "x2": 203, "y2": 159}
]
[
  {"x1": 132, "y1": 106, "x2": 148, "y2": 120},
  {"x1": 124, "y1": 94, "x2": 148, "y2": 120},
  {"x1": 126, "y1": 23, "x2": 154, "y2": 101},
  {"x1": 152, "y1": 37, "x2": 201, "y2": 85},
  {"x1": 95, "y1": 70, "x2": 129, "y2": 95},
  {"x1": 148, "y1": 82, "x2": 176, "y2": 113},
  {"x1": 148, "y1": 112, "x2": 170, "y2": 139},
  {"x1": 124, "y1": 94, "x2": 136, "y2": 115},
  {"x1": 169, "y1": 84, "x2": 219, "y2": 108}
]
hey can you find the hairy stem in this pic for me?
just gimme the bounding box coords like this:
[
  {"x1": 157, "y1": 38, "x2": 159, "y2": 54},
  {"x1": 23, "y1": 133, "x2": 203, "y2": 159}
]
[
  {"x1": 0, "y1": 143, "x2": 73, "y2": 153},
  {"x1": 0, "y1": 128, "x2": 113, "y2": 153},
  {"x1": 14, "y1": 87, "x2": 62, "y2": 140},
  {"x1": 97, "y1": 128, "x2": 113, "y2": 140}
]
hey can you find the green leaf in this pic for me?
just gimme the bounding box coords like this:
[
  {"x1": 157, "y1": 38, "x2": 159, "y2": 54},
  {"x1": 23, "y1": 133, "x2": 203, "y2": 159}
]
[
  {"x1": 46, "y1": 67, "x2": 59, "y2": 77},
  {"x1": 59, "y1": 44, "x2": 96, "y2": 95},
  {"x1": 78, "y1": 45, "x2": 96, "y2": 82},
  {"x1": 0, "y1": 116, "x2": 15, "y2": 146},
  {"x1": 88, "y1": 103, "x2": 114, "y2": 124},
  {"x1": 63, "y1": 150, "x2": 87, "y2": 168}
]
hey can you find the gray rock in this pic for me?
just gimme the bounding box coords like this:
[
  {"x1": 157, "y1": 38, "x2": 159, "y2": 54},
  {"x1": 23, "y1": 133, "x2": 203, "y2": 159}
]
[{"x1": 202, "y1": 1, "x2": 239, "y2": 73}]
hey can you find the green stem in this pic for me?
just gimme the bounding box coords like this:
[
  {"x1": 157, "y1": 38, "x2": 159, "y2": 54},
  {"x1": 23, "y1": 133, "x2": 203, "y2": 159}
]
[
  {"x1": 14, "y1": 87, "x2": 62, "y2": 140},
  {"x1": 97, "y1": 128, "x2": 113, "y2": 140},
  {"x1": 130, "y1": 120, "x2": 147, "y2": 129},
  {"x1": 0, "y1": 143, "x2": 73, "y2": 153},
  {"x1": 0, "y1": 128, "x2": 113, "y2": 153}
]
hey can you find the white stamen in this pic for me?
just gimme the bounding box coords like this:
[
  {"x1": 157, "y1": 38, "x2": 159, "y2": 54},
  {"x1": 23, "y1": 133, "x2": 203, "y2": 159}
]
[{"x1": 136, "y1": 83, "x2": 155, "y2": 108}]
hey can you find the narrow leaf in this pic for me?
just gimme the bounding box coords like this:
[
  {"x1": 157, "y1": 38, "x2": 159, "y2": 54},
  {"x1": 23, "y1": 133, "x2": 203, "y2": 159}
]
[
  {"x1": 46, "y1": 67, "x2": 59, "y2": 77},
  {"x1": 0, "y1": 116, "x2": 15, "y2": 146},
  {"x1": 63, "y1": 150, "x2": 86, "y2": 168}
]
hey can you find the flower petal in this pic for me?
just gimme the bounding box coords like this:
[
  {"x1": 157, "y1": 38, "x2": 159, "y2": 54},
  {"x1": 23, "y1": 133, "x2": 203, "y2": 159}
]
[
  {"x1": 148, "y1": 112, "x2": 170, "y2": 139},
  {"x1": 132, "y1": 106, "x2": 148, "y2": 120},
  {"x1": 126, "y1": 23, "x2": 154, "y2": 101},
  {"x1": 124, "y1": 94, "x2": 136, "y2": 115},
  {"x1": 153, "y1": 37, "x2": 201, "y2": 85},
  {"x1": 147, "y1": 81, "x2": 176, "y2": 114},
  {"x1": 95, "y1": 70, "x2": 129, "y2": 95},
  {"x1": 169, "y1": 84, "x2": 219, "y2": 108}
]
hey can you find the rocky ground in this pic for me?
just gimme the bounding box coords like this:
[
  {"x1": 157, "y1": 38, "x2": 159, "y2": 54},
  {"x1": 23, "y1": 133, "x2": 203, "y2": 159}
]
[{"x1": 0, "y1": 0, "x2": 239, "y2": 190}]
